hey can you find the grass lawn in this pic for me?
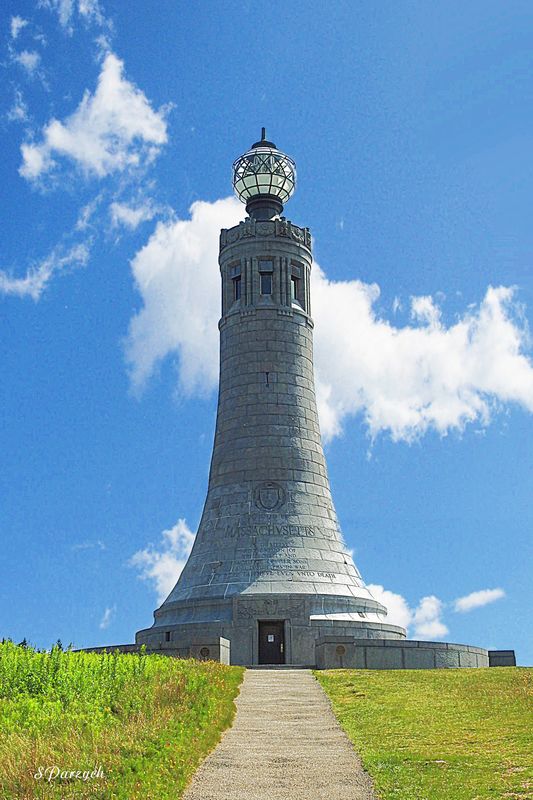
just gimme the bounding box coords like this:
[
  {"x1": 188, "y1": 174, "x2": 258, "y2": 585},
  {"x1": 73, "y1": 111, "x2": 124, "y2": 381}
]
[
  {"x1": 0, "y1": 642, "x2": 244, "y2": 800},
  {"x1": 315, "y1": 667, "x2": 532, "y2": 800}
]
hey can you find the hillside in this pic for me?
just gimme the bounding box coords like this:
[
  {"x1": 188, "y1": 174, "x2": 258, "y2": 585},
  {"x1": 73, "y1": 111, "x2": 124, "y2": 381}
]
[
  {"x1": 0, "y1": 642, "x2": 243, "y2": 800},
  {"x1": 315, "y1": 667, "x2": 533, "y2": 800}
]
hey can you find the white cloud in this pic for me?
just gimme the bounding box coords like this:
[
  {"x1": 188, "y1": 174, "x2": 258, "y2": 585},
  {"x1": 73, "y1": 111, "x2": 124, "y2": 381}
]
[
  {"x1": 0, "y1": 242, "x2": 90, "y2": 300},
  {"x1": 78, "y1": 0, "x2": 106, "y2": 26},
  {"x1": 412, "y1": 595, "x2": 449, "y2": 640},
  {"x1": 129, "y1": 519, "x2": 195, "y2": 604},
  {"x1": 39, "y1": 0, "x2": 74, "y2": 29},
  {"x1": 454, "y1": 587, "x2": 506, "y2": 613},
  {"x1": 312, "y1": 270, "x2": 533, "y2": 442},
  {"x1": 410, "y1": 294, "x2": 441, "y2": 327},
  {"x1": 367, "y1": 584, "x2": 412, "y2": 630},
  {"x1": 99, "y1": 604, "x2": 116, "y2": 629},
  {"x1": 368, "y1": 585, "x2": 449, "y2": 640},
  {"x1": 125, "y1": 196, "x2": 533, "y2": 443},
  {"x1": 41, "y1": 0, "x2": 107, "y2": 30},
  {"x1": 75, "y1": 194, "x2": 103, "y2": 230},
  {"x1": 125, "y1": 196, "x2": 242, "y2": 395},
  {"x1": 7, "y1": 90, "x2": 28, "y2": 123},
  {"x1": 11, "y1": 16, "x2": 28, "y2": 39},
  {"x1": 72, "y1": 539, "x2": 106, "y2": 551},
  {"x1": 14, "y1": 50, "x2": 41, "y2": 75},
  {"x1": 110, "y1": 201, "x2": 156, "y2": 230},
  {"x1": 20, "y1": 52, "x2": 168, "y2": 182}
]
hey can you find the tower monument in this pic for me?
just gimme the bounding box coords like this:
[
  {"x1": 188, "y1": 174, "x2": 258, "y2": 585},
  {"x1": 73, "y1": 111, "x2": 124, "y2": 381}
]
[
  {"x1": 135, "y1": 132, "x2": 492, "y2": 668},
  {"x1": 136, "y1": 130, "x2": 406, "y2": 665}
]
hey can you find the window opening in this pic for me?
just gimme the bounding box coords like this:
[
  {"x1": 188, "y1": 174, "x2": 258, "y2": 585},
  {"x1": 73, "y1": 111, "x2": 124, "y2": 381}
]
[
  {"x1": 291, "y1": 276, "x2": 299, "y2": 302},
  {"x1": 260, "y1": 273, "x2": 272, "y2": 295},
  {"x1": 233, "y1": 275, "x2": 241, "y2": 301}
]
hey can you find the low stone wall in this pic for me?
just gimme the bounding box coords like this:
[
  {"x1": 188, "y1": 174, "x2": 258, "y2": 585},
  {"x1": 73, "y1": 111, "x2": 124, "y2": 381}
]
[
  {"x1": 315, "y1": 636, "x2": 489, "y2": 669},
  {"x1": 75, "y1": 637, "x2": 230, "y2": 664},
  {"x1": 75, "y1": 643, "x2": 141, "y2": 655},
  {"x1": 488, "y1": 649, "x2": 516, "y2": 667}
]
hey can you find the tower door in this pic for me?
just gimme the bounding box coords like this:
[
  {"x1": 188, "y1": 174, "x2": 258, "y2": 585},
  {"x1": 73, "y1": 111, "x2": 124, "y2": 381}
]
[{"x1": 258, "y1": 620, "x2": 285, "y2": 665}]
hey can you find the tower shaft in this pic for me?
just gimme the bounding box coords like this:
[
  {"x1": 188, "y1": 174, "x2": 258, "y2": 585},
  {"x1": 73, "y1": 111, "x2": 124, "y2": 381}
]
[{"x1": 137, "y1": 216, "x2": 405, "y2": 664}]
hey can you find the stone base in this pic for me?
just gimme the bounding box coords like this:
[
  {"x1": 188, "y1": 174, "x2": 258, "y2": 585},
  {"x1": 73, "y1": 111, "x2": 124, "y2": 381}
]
[
  {"x1": 315, "y1": 636, "x2": 489, "y2": 669},
  {"x1": 80, "y1": 636, "x2": 508, "y2": 670},
  {"x1": 136, "y1": 592, "x2": 406, "y2": 666}
]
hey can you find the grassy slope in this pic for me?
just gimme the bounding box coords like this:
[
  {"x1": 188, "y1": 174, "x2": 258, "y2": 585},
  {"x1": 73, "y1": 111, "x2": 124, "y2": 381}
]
[
  {"x1": 0, "y1": 643, "x2": 244, "y2": 800},
  {"x1": 315, "y1": 667, "x2": 533, "y2": 800}
]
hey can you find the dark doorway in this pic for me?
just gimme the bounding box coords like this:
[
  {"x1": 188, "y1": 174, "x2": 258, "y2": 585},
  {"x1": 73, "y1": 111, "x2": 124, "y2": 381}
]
[{"x1": 258, "y1": 620, "x2": 285, "y2": 664}]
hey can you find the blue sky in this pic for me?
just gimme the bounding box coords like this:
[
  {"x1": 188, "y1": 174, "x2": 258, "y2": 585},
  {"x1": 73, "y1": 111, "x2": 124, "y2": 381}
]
[{"x1": 1, "y1": 1, "x2": 532, "y2": 664}]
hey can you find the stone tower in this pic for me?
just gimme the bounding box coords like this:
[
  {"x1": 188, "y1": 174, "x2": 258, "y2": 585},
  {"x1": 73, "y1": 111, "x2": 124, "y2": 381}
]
[{"x1": 136, "y1": 131, "x2": 406, "y2": 665}]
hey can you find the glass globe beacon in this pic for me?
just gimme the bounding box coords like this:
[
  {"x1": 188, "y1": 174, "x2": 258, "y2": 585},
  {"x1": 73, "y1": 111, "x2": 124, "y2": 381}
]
[{"x1": 233, "y1": 130, "x2": 296, "y2": 214}]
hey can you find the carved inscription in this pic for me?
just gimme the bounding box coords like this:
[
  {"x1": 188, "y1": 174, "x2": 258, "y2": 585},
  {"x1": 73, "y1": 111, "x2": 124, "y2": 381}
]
[
  {"x1": 247, "y1": 569, "x2": 338, "y2": 580},
  {"x1": 220, "y1": 524, "x2": 336, "y2": 539}
]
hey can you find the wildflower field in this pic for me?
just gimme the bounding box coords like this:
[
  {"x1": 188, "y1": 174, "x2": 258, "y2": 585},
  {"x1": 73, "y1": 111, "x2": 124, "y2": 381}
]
[{"x1": 0, "y1": 641, "x2": 244, "y2": 800}]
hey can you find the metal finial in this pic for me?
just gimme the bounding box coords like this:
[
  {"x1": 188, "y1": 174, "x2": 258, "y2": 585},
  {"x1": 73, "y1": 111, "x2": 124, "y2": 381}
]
[{"x1": 261, "y1": 127, "x2": 266, "y2": 141}]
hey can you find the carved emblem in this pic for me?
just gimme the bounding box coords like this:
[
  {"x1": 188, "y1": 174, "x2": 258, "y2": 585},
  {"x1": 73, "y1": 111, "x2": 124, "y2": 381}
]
[
  {"x1": 256, "y1": 222, "x2": 275, "y2": 236},
  {"x1": 291, "y1": 226, "x2": 304, "y2": 242},
  {"x1": 254, "y1": 481, "x2": 286, "y2": 511},
  {"x1": 236, "y1": 597, "x2": 306, "y2": 620}
]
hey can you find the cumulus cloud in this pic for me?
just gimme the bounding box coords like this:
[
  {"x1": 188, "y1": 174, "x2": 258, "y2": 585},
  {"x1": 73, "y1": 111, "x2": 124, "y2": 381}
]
[
  {"x1": 110, "y1": 201, "x2": 156, "y2": 230},
  {"x1": 125, "y1": 196, "x2": 533, "y2": 443},
  {"x1": 312, "y1": 269, "x2": 533, "y2": 441},
  {"x1": 129, "y1": 519, "x2": 196, "y2": 604},
  {"x1": 20, "y1": 52, "x2": 168, "y2": 182},
  {"x1": 125, "y1": 196, "x2": 242, "y2": 394},
  {"x1": 0, "y1": 242, "x2": 90, "y2": 300},
  {"x1": 366, "y1": 584, "x2": 412, "y2": 630},
  {"x1": 368, "y1": 585, "x2": 449, "y2": 639},
  {"x1": 99, "y1": 604, "x2": 116, "y2": 629},
  {"x1": 412, "y1": 595, "x2": 449, "y2": 639},
  {"x1": 454, "y1": 587, "x2": 506, "y2": 613},
  {"x1": 11, "y1": 16, "x2": 28, "y2": 39}
]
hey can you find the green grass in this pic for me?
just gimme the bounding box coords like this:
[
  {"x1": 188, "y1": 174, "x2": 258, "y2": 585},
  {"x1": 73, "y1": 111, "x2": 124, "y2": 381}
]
[
  {"x1": 0, "y1": 641, "x2": 244, "y2": 800},
  {"x1": 315, "y1": 667, "x2": 533, "y2": 800}
]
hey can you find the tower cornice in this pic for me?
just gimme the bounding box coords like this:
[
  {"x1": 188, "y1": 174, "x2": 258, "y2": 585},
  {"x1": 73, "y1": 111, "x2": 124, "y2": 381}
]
[{"x1": 220, "y1": 216, "x2": 312, "y2": 253}]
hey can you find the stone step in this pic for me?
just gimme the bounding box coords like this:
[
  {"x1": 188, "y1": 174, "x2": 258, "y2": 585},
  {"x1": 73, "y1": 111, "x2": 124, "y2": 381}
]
[{"x1": 246, "y1": 664, "x2": 313, "y2": 670}]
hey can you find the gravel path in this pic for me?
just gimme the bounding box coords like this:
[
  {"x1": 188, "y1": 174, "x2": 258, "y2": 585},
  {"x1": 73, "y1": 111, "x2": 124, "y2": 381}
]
[{"x1": 183, "y1": 668, "x2": 377, "y2": 800}]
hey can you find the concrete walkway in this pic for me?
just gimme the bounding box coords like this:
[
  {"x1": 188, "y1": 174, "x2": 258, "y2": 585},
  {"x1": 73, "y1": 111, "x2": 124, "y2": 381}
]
[{"x1": 183, "y1": 668, "x2": 376, "y2": 800}]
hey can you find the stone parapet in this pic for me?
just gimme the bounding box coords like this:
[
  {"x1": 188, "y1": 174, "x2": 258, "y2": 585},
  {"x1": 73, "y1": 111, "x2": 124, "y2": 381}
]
[{"x1": 315, "y1": 636, "x2": 490, "y2": 669}]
